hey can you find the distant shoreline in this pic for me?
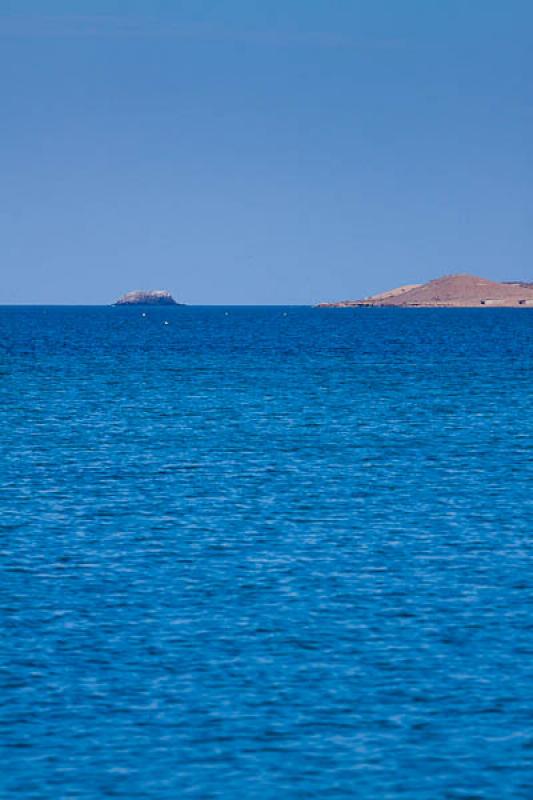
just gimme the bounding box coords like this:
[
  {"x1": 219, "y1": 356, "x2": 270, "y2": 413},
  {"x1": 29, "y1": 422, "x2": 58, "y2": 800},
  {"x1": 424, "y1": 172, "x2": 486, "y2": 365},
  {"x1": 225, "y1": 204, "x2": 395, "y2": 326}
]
[{"x1": 317, "y1": 274, "x2": 533, "y2": 308}]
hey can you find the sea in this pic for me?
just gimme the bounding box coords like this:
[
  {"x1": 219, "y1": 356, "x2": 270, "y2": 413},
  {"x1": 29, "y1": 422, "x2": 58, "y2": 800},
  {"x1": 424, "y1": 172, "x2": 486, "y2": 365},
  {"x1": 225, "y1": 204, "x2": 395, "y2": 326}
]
[{"x1": 0, "y1": 305, "x2": 531, "y2": 799}]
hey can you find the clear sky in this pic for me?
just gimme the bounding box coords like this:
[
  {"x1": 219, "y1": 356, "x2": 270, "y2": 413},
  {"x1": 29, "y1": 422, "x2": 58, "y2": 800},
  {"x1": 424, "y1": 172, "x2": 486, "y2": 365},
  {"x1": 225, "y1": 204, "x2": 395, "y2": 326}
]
[{"x1": 1, "y1": 1, "x2": 531, "y2": 304}]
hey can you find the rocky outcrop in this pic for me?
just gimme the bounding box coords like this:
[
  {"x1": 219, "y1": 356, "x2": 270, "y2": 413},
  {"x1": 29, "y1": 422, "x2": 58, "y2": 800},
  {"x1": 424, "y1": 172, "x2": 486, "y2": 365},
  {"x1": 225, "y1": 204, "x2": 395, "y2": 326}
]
[
  {"x1": 317, "y1": 274, "x2": 533, "y2": 308},
  {"x1": 114, "y1": 290, "x2": 180, "y2": 306}
]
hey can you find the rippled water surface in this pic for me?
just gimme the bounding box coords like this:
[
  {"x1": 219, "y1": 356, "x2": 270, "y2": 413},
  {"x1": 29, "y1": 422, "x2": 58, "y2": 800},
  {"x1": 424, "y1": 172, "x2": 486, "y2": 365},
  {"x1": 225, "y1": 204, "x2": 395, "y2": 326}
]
[{"x1": 0, "y1": 306, "x2": 531, "y2": 799}]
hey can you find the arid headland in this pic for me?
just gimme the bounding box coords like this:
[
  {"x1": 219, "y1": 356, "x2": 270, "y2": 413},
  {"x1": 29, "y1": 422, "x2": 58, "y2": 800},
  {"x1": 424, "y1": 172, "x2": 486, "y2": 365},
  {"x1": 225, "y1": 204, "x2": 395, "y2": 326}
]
[{"x1": 317, "y1": 274, "x2": 533, "y2": 308}]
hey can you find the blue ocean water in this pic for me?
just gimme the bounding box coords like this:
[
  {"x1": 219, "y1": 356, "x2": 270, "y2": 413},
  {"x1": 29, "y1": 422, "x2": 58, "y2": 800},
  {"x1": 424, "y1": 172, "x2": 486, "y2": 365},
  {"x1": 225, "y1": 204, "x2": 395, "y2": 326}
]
[{"x1": 0, "y1": 305, "x2": 531, "y2": 799}]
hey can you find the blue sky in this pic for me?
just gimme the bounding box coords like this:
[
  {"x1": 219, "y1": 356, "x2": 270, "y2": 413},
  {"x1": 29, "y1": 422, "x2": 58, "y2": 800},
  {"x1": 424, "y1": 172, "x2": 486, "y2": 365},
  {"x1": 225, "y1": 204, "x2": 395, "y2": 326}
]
[{"x1": 1, "y1": 1, "x2": 531, "y2": 303}]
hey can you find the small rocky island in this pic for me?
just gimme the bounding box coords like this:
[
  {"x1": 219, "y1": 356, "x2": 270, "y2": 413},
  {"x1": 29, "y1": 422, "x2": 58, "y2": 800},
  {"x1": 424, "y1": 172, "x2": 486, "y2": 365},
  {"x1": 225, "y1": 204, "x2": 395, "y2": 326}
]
[
  {"x1": 114, "y1": 290, "x2": 181, "y2": 306},
  {"x1": 317, "y1": 274, "x2": 533, "y2": 308}
]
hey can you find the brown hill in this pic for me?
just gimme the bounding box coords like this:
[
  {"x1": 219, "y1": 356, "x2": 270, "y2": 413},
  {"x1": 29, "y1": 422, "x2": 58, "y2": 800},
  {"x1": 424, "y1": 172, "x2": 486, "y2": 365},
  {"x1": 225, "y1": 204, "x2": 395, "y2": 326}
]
[{"x1": 318, "y1": 274, "x2": 533, "y2": 308}]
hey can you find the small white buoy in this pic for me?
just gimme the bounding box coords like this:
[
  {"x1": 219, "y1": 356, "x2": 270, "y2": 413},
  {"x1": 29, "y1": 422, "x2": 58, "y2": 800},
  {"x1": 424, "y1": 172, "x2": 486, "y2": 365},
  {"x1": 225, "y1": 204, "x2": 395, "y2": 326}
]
[
  {"x1": 224, "y1": 312, "x2": 229, "y2": 316},
  {"x1": 142, "y1": 312, "x2": 146, "y2": 317},
  {"x1": 164, "y1": 320, "x2": 169, "y2": 325}
]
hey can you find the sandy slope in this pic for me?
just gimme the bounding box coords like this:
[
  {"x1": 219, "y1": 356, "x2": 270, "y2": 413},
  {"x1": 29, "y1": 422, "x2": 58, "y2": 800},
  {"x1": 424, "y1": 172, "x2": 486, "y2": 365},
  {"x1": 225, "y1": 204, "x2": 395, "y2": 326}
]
[{"x1": 318, "y1": 274, "x2": 533, "y2": 308}]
